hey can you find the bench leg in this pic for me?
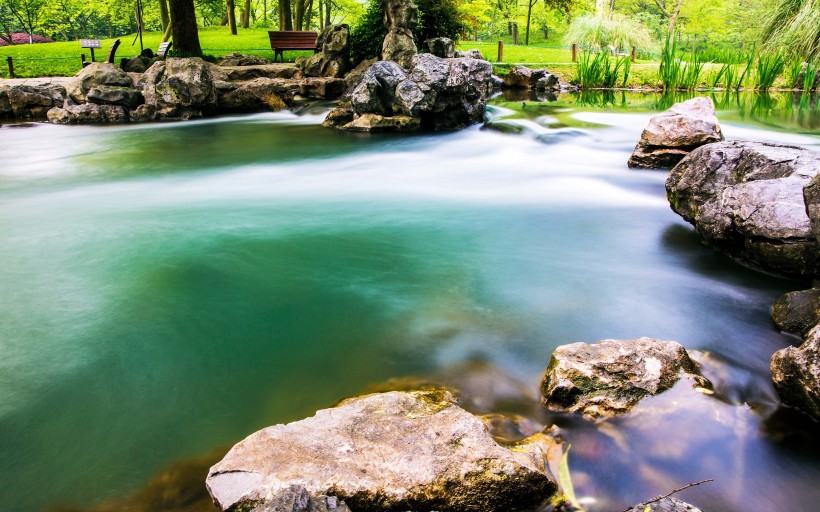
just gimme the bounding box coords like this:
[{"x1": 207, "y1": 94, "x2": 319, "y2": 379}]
[{"x1": 274, "y1": 49, "x2": 283, "y2": 62}]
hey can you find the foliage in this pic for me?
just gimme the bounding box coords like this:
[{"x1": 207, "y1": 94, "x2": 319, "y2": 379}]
[
  {"x1": 413, "y1": 0, "x2": 467, "y2": 43},
  {"x1": 347, "y1": 0, "x2": 386, "y2": 65},
  {"x1": 576, "y1": 50, "x2": 630, "y2": 89},
  {"x1": 658, "y1": 34, "x2": 705, "y2": 90},
  {"x1": 563, "y1": 13, "x2": 655, "y2": 52},
  {"x1": 760, "y1": 0, "x2": 820, "y2": 61},
  {"x1": 803, "y1": 61, "x2": 819, "y2": 91}
]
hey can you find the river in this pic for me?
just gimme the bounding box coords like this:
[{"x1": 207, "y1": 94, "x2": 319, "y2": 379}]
[{"x1": 1, "y1": 92, "x2": 819, "y2": 511}]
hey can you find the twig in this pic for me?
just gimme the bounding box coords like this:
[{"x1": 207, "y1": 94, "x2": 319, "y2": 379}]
[{"x1": 620, "y1": 479, "x2": 714, "y2": 512}]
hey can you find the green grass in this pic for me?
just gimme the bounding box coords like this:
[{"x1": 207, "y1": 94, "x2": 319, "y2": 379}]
[{"x1": 0, "y1": 27, "x2": 313, "y2": 78}]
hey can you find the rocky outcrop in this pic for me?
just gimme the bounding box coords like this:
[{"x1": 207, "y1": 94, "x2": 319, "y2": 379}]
[
  {"x1": 628, "y1": 97, "x2": 724, "y2": 169},
  {"x1": 381, "y1": 0, "x2": 418, "y2": 67},
  {"x1": 627, "y1": 497, "x2": 703, "y2": 512},
  {"x1": 216, "y1": 77, "x2": 294, "y2": 113},
  {"x1": 323, "y1": 54, "x2": 493, "y2": 132},
  {"x1": 502, "y1": 65, "x2": 560, "y2": 91},
  {"x1": 87, "y1": 86, "x2": 144, "y2": 108},
  {"x1": 666, "y1": 140, "x2": 820, "y2": 278},
  {"x1": 142, "y1": 58, "x2": 218, "y2": 116},
  {"x1": 216, "y1": 63, "x2": 301, "y2": 82},
  {"x1": 772, "y1": 288, "x2": 820, "y2": 338},
  {"x1": 47, "y1": 101, "x2": 128, "y2": 124},
  {"x1": 65, "y1": 63, "x2": 133, "y2": 103},
  {"x1": 206, "y1": 390, "x2": 559, "y2": 512},
  {"x1": 217, "y1": 52, "x2": 272, "y2": 66},
  {"x1": 0, "y1": 84, "x2": 65, "y2": 118},
  {"x1": 541, "y1": 337, "x2": 712, "y2": 419},
  {"x1": 425, "y1": 37, "x2": 454, "y2": 58},
  {"x1": 299, "y1": 24, "x2": 350, "y2": 78},
  {"x1": 772, "y1": 325, "x2": 820, "y2": 421}
]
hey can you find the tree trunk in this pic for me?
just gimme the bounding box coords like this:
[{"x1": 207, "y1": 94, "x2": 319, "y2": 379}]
[
  {"x1": 324, "y1": 0, "x2": 330, "y2": 26},
  {"x1": 280, "y1": 0, "x2": 293, "y2": 30},
  {"x1": 263, "y1": 0, "x2": 267, "y2": 22},
  {"x1": 159, "y1": 0, "x2": 170, "y2": 31},
  {"x1": 295, "y1": 0, "x2": 304, "y2": 31},
  {"x1": 227, "y1": 0, "x2": 237, "y2": 34},
  {"x1": 168, "y1": 0, "x2": 202, "y2": 56},
  {"x1": 525, "y1": 0, "x2": 535, "y2": 45},
  {"x1": 667, "y1": 0, "x2": 683, "y2": 35},
  {"x1": 304, "y1": 0, "x2": 313, "y2": 30},
  {"x1": 242, "y1": 0, "x2": 251, "y2": 27},
  {"x1": 162, "y1": 19, "x2": 173, "y2": 42}
]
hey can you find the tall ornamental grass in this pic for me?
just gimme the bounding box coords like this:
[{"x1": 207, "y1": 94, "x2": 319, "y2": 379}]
[{"x1": 564, "y1": 14, "x2": 655, "y2": 53}]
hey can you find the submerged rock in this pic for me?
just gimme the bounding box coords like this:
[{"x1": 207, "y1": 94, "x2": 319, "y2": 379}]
[
  {"x1": 666, "y1": 140, "x2": 820, "y2": 278},
  {"x1": 772, "y1": 288, "x2": 820, "y2": 338},
  {"x1": 628, "y1": 97, "x2": 723, "y2": 169},
  {"x1": 772, "y1": 325, "x2": 820, "y2": 421},
  {"x1": 541, "y1": 337, "x2": 712, "y2": 419},
  {"x1": 627, "y1": 497, "x2": 704, "y2": 512},
  {"x1": 206, "y1": 390, "x2": 559, "y2": 512}
]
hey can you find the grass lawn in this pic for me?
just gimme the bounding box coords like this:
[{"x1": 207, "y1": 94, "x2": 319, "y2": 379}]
[{"x1": 0, "y1": 27, "x2": 313, "y2": 78}]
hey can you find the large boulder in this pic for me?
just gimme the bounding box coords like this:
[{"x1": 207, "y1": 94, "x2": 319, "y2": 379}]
[
  {"x1": 771, "y1": 325, "x2": 820, "y2": 421},
  {"x1": 65, "y1": 62, "x2": 133, "y2": 103},
  {"x1": 324, "y1": 53, "x2": 493, "y2": 132},
  {"x1": 628, "y1": 97, "x2": 724, "y2": 169},
  {"x1": 4, "y1": 84, "x2": 65, "y2": 118},
  {"x1": 772, "y1": 288, "x2": 820, "y2": 338},
  {"x1": 424, "y1": 37, "x2": 455, "y2": 58},
  {"x1": 86, "y1": 86, "x2": 144, "y2": 109},
  {"x1": 502, "y1": 66, "x2": 560, "y2": 91},
  {"x1": 206, "y1": 390, "x2": 559, "y2": 512},
  {"x1": 300, "y1": 24, "x2": 350, "y2": 78},
  {"x1": 142, "y1": 58, "x2": 218, "y2": 116},
  {"x1": 502, "y1": 65, "x2": 532, "y2": 89},
  {"x1": 381, "y1": 0, "x2": 418, "y2": 67},
  {"x1": 541, "y1": 337, "x2": 712, "y2": 419},
  {"x1": 47, "y1": 101, "x2": 128, "y2": 124},
  {"x1": 666, "y1": 140, "x2": 820, "y2": 278}
]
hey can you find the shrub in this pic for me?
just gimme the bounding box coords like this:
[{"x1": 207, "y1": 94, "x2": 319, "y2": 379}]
[
  {"x1": 563, "y1": 13, "x2": 655, "y2": 53},
  {"x1": 413, "y1": 0, "x2": 467, "y2": 43},
  {"x1": 348, "y1": 0, "x2": 388, "y2": 65}
]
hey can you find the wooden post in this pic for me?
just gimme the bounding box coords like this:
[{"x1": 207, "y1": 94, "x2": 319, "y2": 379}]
[
  {"x1": 497, "y1": 41, "x2": 503, "y2": 62},
  {"x1": 631, "y1": 46, "x2": 637, "y2": 62},
  {"x1": 81, "y1": 53, "x2": 86, "y2": 67},
  {"x1": 6, "y1": 56, "x2": 13, "y2": 78},
  {"x1": 90, "y1": 47, "x2": 96, "y2": 62},
  {"x1": 571, "y1": 43, "x2": 578, "y2": 62}
]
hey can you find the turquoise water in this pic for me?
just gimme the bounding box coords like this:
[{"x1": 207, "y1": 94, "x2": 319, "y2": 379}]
[{"x1": 1, "y1": 94, "x2": 819, "y2": 511}]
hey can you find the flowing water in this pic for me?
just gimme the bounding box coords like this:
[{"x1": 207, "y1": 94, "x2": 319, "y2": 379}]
[{"x1": 1, "y1": 92, "x2": 819, "y2": 512}]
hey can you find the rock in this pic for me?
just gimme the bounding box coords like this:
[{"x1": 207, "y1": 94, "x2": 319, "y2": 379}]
[
  {"x1": 216, "y1": 77, "x2": 294, "y2": 113},
  {"x1": 298, "y1": 77, "x2": 347, "y2": 99},
  {"x1": 214, "y1": 64, "x2": 300, "y2": 82},
  {"x1": 772, "y1": 325, "x2": 820, "y2": 421},
  {"x1": 491, "y1": 74, "x2": 503, "y2": 89},
  {"x1": 772, "y1": 288, "x2": 820, "y2": 338},
  {"x1": 142, "y1": 58, "x2": 218, "y2": 115},
  {"x1": 381, "y1": 0, "x2": 418, "y2": 67},
  {"x1": 666, "y1": 140, "x2": 820, "y2": 278},
  {"x1": 331, "y1": 53, "x2": 493, "y2": 132},
  {"x1": 87, "y1": 86, "x2": 144, "y2": 109},
  {"x1": 206, "y1": 390, "x2": 559, "y2": 512},
  {"x1": 805, "y1": 174, "x2": 820, "y2": 244},
  {"x1": 503, "y1": 65, "x2": 533, "y2": 89},
  {"x1": 0, "y1": 87, "x2": 11, "y2": 117},
  {"x1": 627, "y1": 497, "x2": 704, "y2": 512},
  {"x1": 344, "y1": 112, "x2": 420, "y2": 132},
  {"x1": 424, "y1": 37, "x2": 455, "y2": 58},
  {"x1": 217, "y1": 52, "x2": 272, "y2": 66},
  {"x1": 47, "y1": 101, "x2": 128, "y2": 124},
  {"x1": 628, "y1": 97, "x2": 724, "y2": 169},
  {"x1": 344, "y1": 57, "x2": 378, "y2": 89},
  {"x1": 66, "y1": 62, "x2": 133, "y2": 103},
  {"x1": 456, "y1": 49, "x2": 485, "y2": 60},
  {"x1": 541, "y1": 337, "x2": 712, "y2": 419},
  {"x1": 122, "y1": 55, "x2": 154, "y2": 74},
  {"x1": 321, "y1": 105, "x2": 355, "y2": 128},
  {"x1": 532, "y1": 69, "x2": 559, "y2": 91},
  {"x1": 5, "y1": 84, "x2": 65, "y2": 118},
  {"x1": 300, "y1": 24, "x2": 350, "y2": 78}
]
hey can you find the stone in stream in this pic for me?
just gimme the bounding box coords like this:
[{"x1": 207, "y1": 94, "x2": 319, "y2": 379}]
[
  {"x1": 206, "y1": 390, "x2": 559, "y2": 512},
  {"x1": 666, "y1": 140, "x2": 820, "y2": 279},
  {"x1": 47, "y1": 101, "x2": 128, "y2": 124},
  {"x1": 626, "y1": 497, "x2": 704, "y2": 512},
  {"x1": 772, "y1": 288, "x2": 820, "y2": 338},
  {"x1": 502, "y1": 65, "x2": 560, "y2": 91},
  {"x1": 541, "y1": 337, "x2": 713, "y2": 419},
  {"x1": 772, "y1": 324, "x2": 820, "y2": 421},
  {"x1": 628, "y1": 97, "x2": 723, "y2": 169}
]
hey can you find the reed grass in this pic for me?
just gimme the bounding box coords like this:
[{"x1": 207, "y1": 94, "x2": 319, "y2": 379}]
[{"x1": 755, "y1": 50, "x2": 787, "y2": 90}]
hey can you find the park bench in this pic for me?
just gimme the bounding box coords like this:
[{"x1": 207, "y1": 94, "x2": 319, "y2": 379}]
[
  {"x1": 157, "y1": 41, "x2": 172, "y2": 59},
  {"x1": 268, "y1": 31, "x2": 318, "y2": 62}
]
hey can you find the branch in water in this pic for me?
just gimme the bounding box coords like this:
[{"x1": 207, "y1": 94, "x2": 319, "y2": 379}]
[{"x1": 620, "y1": 479, "x2": 715, "y2": 512}]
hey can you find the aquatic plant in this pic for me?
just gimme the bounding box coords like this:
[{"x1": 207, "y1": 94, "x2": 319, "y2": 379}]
[
  {"x1": 576, "y1": 51, "x2": 630, "y2": 89},
  {"x1": 786, "y1": 58, "x2": 805, "y2": 88},
  {"x1": 755, "y1": 50, "x2": 787, "y2": 90},
  {"x1": 803, "y1": 61, "x2": 819, "y2": 90},
  {"x1": 680, "y1": 52, "x2": 706, "y2": 90},
  {"x1": 658, "y1": 35, "x2": 706, "y2": 91}
]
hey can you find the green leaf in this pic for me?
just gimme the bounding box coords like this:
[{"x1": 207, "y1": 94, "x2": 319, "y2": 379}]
[{"x1": 558, "y1": 444, "x2": 584, "y2": 511}]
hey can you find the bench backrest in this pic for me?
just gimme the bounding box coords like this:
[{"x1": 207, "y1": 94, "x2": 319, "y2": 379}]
[
  {"x1": 157, "y1": 41, "x2": 172, "y2": 59},
  {"x1": 268, "y1": 31, "x2": 318, "y2": 49},
  {"x1": 106, "y1": 39, "x2": 121, "y2": 64}
]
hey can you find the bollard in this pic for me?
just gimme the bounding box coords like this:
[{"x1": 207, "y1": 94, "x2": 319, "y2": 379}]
[
  {"x1": 497, "y1": 41, "x2": 504, "y2": 63},
  {"x1": 572, "y1": 43, "x2": 578, "y2": 63},
  {"x1": 631, "y1": 46, "x2": 637, "y2": 62},
  {"x1": 6, "y1": 56, "x2": 14, "y2": 78}
]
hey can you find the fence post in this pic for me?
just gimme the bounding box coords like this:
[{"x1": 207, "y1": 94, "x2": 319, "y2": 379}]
[
  {"x1": 571, "y1": 43, "x2": 578, "y2": 63},
  {"x1": 497, "y1": 41, "x2": 504, "y2": 63},
  {"x1": 6, "y1": 56, "x2": 13, "y2": 78},
  {"x1": 81, "y1": 53, "x2": 86, "y2": 67},
  {"x1": 631, "y1": 46, "x2": 637, "y2": 62}
]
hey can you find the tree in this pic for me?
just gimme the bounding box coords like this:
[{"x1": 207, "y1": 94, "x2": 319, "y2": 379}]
[
  {"x1": 226, "y1": 0, "x2": 237, "y2": 34},
  {"x1": 158, "y1": 0, "x2": 169, "y2": 31},
  {"x1": 0, "y1": 1, "x2": 18, "y2": 44},
  {"x1": 168, "y1": 0, "x2": 201, "y2": 55},
  {"x1": 4, "y1": 0, "x2": 47, "y2": 43}
]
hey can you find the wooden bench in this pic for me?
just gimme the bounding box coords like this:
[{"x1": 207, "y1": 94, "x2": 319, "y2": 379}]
[
  {"x1": 268, "y1": 31, "x2": 318, "y2": 62},
  {"x1": 157, "y1": 41, "x2": 172, "y2": 59}
]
